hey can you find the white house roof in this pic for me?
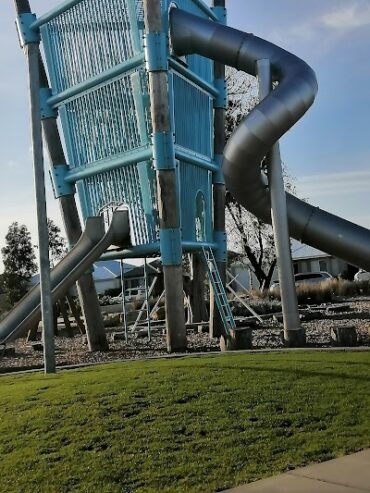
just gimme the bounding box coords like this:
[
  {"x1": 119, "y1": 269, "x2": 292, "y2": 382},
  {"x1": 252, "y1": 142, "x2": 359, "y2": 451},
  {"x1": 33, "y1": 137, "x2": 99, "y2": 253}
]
[
  {"x1": 93, "y1": 260, "x2": 134, "y2": 280},
  {"x1": 291, "y1": 240, "x2": 329, "y2": 260},
  {"x1": 31, "y1": 258, "x2": 160, "y2": 285}
]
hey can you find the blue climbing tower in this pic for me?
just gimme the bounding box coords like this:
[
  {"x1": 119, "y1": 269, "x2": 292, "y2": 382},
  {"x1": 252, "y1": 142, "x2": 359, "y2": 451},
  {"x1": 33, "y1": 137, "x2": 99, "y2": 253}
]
[
  {"x1": 19, "y1": 0, "x2": 230, "y2": 348},
  {"x1": 36, "y1": 0, "x2": 224, "y2": 255}
]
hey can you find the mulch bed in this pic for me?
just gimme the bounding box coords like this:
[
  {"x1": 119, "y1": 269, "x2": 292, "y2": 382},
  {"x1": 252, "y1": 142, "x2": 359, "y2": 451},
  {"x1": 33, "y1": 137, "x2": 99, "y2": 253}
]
[{"x1": 1, "y1": 298, "x2": 369, "y2": 373}]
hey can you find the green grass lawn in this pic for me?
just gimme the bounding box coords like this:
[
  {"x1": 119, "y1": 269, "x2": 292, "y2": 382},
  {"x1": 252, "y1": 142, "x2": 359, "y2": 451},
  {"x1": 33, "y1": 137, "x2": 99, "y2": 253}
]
[{"x1": 0, "y1": 351, "x2": 369, "y2": 493}]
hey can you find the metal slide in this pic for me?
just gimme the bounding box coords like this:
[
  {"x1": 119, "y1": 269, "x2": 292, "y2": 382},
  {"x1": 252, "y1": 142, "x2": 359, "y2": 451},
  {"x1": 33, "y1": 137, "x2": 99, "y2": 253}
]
[
  {"x1": 0, "y1": 211, "x2": 130, "y2": 344},
  {"x1": 171, "y1": 9, "x2": 370, "y2": 272}
]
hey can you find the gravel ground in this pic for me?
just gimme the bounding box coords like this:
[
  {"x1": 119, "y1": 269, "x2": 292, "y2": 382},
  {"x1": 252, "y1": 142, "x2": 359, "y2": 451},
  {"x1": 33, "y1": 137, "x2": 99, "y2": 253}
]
[{"x1": 1, "y1": 297, "x2": 369, "y2": 373}]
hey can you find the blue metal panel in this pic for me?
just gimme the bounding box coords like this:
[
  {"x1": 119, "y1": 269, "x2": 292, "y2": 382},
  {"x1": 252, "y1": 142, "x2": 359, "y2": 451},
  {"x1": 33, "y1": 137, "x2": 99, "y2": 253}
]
[
  {"x1": 178, "y1": 160, "x2": 212, "y2": 243},
  {"x1": 171, "y1": 72, "x2": 213, "y2": 157},
  {"x1": 169, "y1": 58, "x2": 217, "y2": 97}
]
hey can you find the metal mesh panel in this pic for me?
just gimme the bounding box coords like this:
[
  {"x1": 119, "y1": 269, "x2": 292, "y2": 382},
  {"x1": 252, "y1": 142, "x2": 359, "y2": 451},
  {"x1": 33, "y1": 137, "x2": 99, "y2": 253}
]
[
  {"x1": 83, "y1": 163, "x2": 158, "y2": 245},
  {"x1": 187, "y1": 55, "x2": 213, "y2": 84},
  {"x1": 42, "y1": 0, "x2": 139, "y2": 93},
  {"x1": 59, "y1": 69, "x2": 148, "y2": 168},
  {"x1": 179, "y1": 161, "x2": 212, "y2": 242},
  {"x1": 136, "y1": 0, "x2": 144, "y2": 21},
  {"x1": 172, "y1": 73, "x2": 213, "y2": 157}
]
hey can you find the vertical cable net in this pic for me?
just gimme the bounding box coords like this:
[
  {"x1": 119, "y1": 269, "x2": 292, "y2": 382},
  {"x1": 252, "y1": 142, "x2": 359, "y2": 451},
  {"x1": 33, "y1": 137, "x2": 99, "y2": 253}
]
[
  {"x1": 59, "y1": 69, "x2": 146, "y2": 169},
  {"x1": 173, "y1": 73, "x2": 213, "y2": 157},
  {"x1": 39, "y1": 0, "x2": 216, "y2": 246},
  {"x1": 42, "y1": 0, "x2": 139, "y2": 93},
  {"x1": 83, "y1": 164, "x2": 158, "y2": 245}
]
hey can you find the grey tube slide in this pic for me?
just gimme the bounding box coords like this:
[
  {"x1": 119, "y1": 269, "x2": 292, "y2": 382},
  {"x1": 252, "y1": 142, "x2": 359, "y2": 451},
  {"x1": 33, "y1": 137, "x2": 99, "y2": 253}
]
[
  {"x1": 171, "y1": 9, "x2": 370, "y2": 271},
  {"x1": 0, "y1": 211, "x2": 130, "y2": 344}
]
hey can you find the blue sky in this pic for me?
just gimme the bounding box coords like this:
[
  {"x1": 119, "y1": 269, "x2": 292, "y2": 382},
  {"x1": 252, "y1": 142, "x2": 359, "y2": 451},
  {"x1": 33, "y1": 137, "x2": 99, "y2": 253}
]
[{"x1": 1, "y1": 0, "x2": 370, "y2": 263}]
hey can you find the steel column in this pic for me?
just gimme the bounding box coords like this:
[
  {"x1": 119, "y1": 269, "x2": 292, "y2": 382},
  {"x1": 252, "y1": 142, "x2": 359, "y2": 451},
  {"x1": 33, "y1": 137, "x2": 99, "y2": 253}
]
[
  {"x1": 257, "y1": 58, "x2": 304, "y2": 346},
  {"x1": 26, "y1": 42, "x2": 55, "y2": 373},
  {"x1": 120, "y1": 260, "x2": 128, "y2": 343},
  {"x1": 143, "y1": 258, "x2": 152, "y2": 341}
]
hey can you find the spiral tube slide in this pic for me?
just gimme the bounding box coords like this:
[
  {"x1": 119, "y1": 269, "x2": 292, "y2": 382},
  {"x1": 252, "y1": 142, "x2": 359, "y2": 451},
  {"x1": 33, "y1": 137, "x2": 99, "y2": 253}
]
[
  {"x1": 0, "y1": 211, "x2": 130, "y2": 344},
  {"x1": 171, "y1": 9, "x2": 370, "y2": 272}
]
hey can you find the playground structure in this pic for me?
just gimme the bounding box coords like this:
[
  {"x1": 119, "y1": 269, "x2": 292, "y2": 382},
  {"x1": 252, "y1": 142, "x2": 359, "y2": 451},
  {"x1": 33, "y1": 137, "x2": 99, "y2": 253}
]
[{"x1": 2, "y1": 0, "x2": 370, "y2": 371}]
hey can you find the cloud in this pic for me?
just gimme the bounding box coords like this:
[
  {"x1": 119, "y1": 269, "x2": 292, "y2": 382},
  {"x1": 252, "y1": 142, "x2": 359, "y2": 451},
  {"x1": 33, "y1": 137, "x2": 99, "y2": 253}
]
[
  {"x1": 5, "y1": 160, "x2": 19, "y2": 168},
  {"x1": 320, "y1": 2, "x2": 370, "y2": 31},
  {"x1": 297, "y1": 170, "x2": 370, "y2": 198},
  {"x1": 270, "y1": 1, "x2": 370, "y2": 50},
  {"x1": 294, "y1": 169, "x2": 370, "y2": 229}
]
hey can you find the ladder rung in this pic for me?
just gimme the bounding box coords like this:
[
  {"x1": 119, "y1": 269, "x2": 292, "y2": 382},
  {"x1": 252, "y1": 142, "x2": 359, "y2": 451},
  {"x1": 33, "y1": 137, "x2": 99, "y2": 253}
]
[{"x1": 202, "y1": 246, "x2": 235, "y2": 334}]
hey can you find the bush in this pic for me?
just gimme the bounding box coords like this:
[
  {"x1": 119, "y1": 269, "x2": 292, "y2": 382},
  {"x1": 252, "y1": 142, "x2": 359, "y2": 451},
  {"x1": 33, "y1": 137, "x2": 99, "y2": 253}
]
[{"x1": 268, "y1": 279, "x2": 370, "y2": 305}]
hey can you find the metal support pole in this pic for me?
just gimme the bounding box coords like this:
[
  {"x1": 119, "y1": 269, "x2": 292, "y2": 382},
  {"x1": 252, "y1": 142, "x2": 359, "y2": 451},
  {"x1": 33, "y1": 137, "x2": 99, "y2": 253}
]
[
  {"x1": 210, "y1": 0, "x2": 228, "y2": 342},
  {"x1": 143, "y1": 259, "x2": 152, "y2": 341},
  {"x1": 257, "y1": 58, "x2": 305, "y2": 346},
  {"x1": 132, "y1": 276, "x2": 157, "y2": 330},
  {"x1": 120, "y1": 260, "x2": 128, "y2": 342},
  {"x1": 143, "y1": 0, "x2": 186, "y2": 352},
  {"x1": 26, "y1": 42, "x2": 55, "y2": 373},
  {"x1": 150, "y1": 289, "x2": 164, "y2": 318}
]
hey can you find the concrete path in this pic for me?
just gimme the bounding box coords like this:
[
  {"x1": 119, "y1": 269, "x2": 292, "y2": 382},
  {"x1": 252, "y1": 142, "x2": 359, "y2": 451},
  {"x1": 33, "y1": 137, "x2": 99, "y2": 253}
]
[{"x1": 223, "y1": 449, "x2": 370, "y2": 492}]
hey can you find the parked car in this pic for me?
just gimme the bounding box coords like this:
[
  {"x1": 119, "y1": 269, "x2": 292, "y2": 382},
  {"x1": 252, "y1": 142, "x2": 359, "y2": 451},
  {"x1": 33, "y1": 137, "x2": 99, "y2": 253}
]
[
  {"x1": 269, "y1": 271, "x2": 333, "y2": 292},
  {"x1": 294, "y1": 271, "x2": 333, "y2": 287},
  {"x1": 354, "y1": 269, "x2": 370, "y2": 282},
  {"x1": 269, "y1": 280, "x2": 280, "y2": 292}
]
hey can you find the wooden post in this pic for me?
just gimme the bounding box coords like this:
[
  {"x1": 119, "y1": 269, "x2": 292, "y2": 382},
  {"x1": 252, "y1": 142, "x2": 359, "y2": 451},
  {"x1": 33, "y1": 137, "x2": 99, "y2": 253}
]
[
  {"x1": 190, "y1": 253, "x2": 208, "y2": 323},
  {"x1": 59, "y1": 298, "x2": 73, "y2": 337},
  {"x1": 143, "y1": 0, "x2": 186, "y2": 351},
  {"x1": 210, "y1": 0, "x2": 228, "y2": 343},
  {"x1": 26, "y1": 322, "x2": 39, "y2": 342},
  {"x1": 66, "y1": 294, "x2": 86, "y2": 335}
]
